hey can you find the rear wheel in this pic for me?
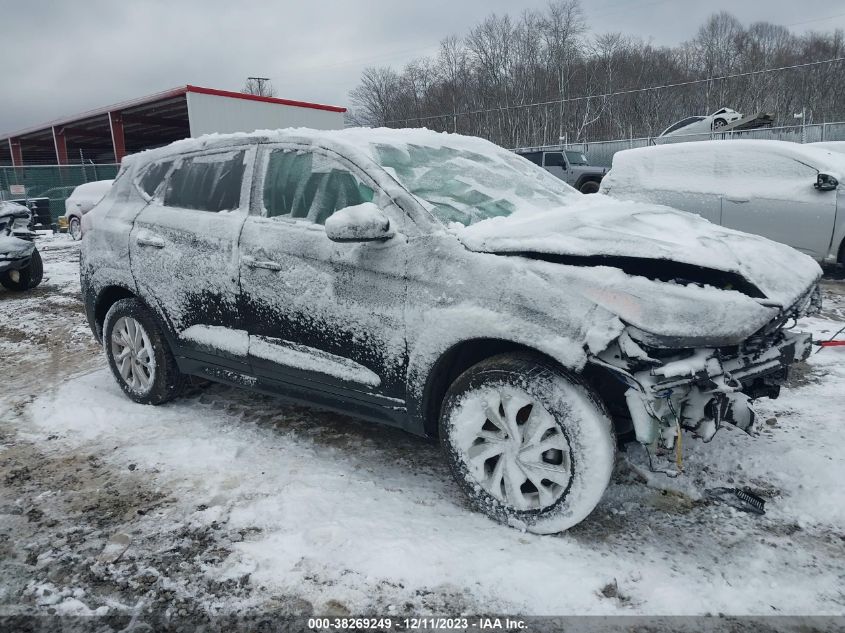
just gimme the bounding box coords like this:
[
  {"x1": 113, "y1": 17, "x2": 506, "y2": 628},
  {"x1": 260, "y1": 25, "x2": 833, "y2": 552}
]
[
  {"x1": 439, "y1": 352, "x2": 615, "y2": 534},
  {"x1": 713, "y1": 118, "x2": 728, "y2": 129},
  {"x1": 0, "y1": 248, "x2": 43, "y2": 291},
  {"x1": 103, "y1": 298, "x2": 186, "y2": 405},
  {"x1": 68, "y1": 216, "x2": 82, "y2": 240}
]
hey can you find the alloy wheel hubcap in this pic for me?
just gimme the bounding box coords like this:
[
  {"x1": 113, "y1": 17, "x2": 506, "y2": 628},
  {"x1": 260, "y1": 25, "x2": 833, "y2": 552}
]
[
  {"x1": 70, "y1": 219, "x2": 81, "y2": 239},
  {"x1": 111, "y1": 316, "x2": 154, "y2": 392},
  {"x1": 457, "y1": 386, "x2": 572, "y2": 511}
]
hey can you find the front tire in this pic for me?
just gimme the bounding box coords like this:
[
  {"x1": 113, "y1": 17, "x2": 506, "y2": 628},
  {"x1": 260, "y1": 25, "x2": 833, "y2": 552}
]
[
  {"x1": 68, "y1": 216, "x2": 82, "y2": 241},
  {"x1": 0, "y1": 248, "x2": 43, "y2": 291},
  {"x1": 103, "y1": 298, "x2": 186, "y2": 405},
  {"x1": 713, "y1": 118, "x2": 728, "y2": 130},
  {"x1": 440, "y1": 353, "x2": 615, "y2": 534},
  {"x1": 579, "y1": 180, "x2": 600, "y2": 194}
]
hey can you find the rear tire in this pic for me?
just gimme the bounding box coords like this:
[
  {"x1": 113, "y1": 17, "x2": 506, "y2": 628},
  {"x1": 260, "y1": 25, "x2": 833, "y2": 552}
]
[
  {"x1": 103, "y1": 298, "x2": 186, "y2": 405},
  {"x1": 579, "y1": 180, "x2": 600, "y2": 194},
  {"x1": 713, "y1": 118, "x2": 728, "y2": 129},
  {"x1": 0, "y1": 248, "x2": 43, "y2": 291},
  {"x1": 439, "y1": 352, "x2": 615, "y2": 534}
]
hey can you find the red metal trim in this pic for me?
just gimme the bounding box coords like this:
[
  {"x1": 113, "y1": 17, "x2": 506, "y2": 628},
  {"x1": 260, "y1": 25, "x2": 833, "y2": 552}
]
[
  {"x1": 9, "y1": 138, "x2": 22, "y2": 167},
  {"x1": 108, "y1": 112, "x2": 126, "y2": 163},
  {"x1": 819, "y1": 340, "x2": 845, "y2": 347},
  {"x1": 185, "y1": 85, "x2": 346, "y2": 113},
  {"x1": 52, "y1": 126, "x2": 68, "y2": 165}
]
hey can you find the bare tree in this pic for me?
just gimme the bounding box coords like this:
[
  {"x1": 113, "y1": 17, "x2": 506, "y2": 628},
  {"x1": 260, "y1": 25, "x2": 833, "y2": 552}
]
[
  {"x1": 347, "y1": 6, "x2": 845, "y2": 145},
  {"x1": 242, "y1": 77, "x2": 277, "y2": 97}
]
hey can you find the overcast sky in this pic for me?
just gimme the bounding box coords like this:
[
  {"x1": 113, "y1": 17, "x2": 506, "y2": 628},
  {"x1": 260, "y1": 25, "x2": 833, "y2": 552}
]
[{"x1": 2, "y1": 0, "x2": 844, "y2": 135}]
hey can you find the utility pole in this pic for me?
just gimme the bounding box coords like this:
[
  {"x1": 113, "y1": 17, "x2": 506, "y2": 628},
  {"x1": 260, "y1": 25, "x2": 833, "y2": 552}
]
[{"x1": 248, "y1": 77, "x2": 271, "y2": 96}]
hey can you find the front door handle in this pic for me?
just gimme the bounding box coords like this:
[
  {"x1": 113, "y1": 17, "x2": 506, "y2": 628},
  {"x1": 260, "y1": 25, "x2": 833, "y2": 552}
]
[
  {"x1": 242, "y1": 255, "x2": 283, "y2": 271},
  {"x1": 136, "y1": 232, "x2": 165, "y2": 248},
  {"x1": 726, "y1": 197, "x2": 749, "y2": 204}
]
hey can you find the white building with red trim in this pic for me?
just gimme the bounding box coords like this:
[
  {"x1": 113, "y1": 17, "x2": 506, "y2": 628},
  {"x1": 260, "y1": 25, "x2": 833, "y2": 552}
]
[{"x1": 0, "y1": 85, "x2": 347, "y2": 166}]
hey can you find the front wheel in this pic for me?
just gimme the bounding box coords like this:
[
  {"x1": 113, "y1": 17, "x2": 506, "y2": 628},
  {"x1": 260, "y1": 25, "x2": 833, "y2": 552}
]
[
  {"x1": 440, "y1": 353, "x2": 615, "y2": 534},
  {"x1": 0, "y1": 247, "x2": 43, "y2": 291},
  {"x1": 103, "y1": 298, "x2": 186, "y2": 405},
  {"x1": 579, "y1": 180, "x2": 600, "y2": 194},
  {"x1": 68, "y1": 216, "x2": 82, "y2": 240},
  {"x1": 713, "y1": 118, "x2": 728, "y2": 130}
]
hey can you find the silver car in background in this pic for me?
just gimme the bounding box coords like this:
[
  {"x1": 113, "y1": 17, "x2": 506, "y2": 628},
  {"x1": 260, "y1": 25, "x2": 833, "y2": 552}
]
[{"x1": 600, "y1": 139, "x2": 845, "y2": 265}]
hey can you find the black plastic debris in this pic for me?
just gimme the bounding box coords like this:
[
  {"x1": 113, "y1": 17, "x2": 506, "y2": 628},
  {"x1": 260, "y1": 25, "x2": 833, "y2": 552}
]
[{"x1": 705, "y1": 487, "x2": 766, "y2": 515}]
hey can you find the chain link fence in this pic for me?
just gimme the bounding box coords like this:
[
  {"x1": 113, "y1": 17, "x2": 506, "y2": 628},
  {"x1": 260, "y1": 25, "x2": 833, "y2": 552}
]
[
  {"x1": 0, "y1": 163, "x2": 120, "y2": 222},
  {"x1": 556, "y1": 121, "x2": 845, "y2": 167}
]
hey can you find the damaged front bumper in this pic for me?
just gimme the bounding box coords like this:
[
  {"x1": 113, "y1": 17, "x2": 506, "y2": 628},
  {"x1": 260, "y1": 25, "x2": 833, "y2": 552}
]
[{"x1": 592, "y1": 328, "x2": 813, "y2": 447}]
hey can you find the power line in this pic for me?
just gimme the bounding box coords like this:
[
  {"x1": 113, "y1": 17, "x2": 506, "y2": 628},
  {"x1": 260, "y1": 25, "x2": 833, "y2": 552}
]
[{"x1": 386, "y1": 56, "x2": 845, "y2": 124}]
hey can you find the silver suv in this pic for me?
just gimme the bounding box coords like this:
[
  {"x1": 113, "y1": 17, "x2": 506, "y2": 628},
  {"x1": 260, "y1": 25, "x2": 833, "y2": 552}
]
[
  {"x1": 515, "y1": 148, "x2": 606, "y2": 193},
  {"x1": 81, "y1": 128, "x2": 820, "y2": 533}
]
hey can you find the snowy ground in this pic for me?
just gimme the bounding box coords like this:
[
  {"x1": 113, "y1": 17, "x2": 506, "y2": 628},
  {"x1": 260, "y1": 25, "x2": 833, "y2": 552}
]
[{"x1": 1, "y1": 236, "x2": 844, "y2": 620}]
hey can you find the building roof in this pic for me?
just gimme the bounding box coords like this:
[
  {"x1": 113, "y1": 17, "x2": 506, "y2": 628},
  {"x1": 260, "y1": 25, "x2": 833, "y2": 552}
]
[{"x1": 0, "y1": 85, "x2": 346, "y2": 141}]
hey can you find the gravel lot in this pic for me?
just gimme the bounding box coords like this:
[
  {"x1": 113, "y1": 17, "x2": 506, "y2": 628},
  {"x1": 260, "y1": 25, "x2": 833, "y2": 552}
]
[{"x1": 1, "y1": 236, "x2": 844, "y2": 621}]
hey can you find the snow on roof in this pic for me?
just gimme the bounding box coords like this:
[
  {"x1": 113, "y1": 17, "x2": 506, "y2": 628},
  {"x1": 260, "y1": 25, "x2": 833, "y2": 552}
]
[
  {"x1": 123, "y1": 126, "x2": 507, "y2": 167},
  {"x1": 611, "y1": 139, "x2": 845, "y2": 175}
]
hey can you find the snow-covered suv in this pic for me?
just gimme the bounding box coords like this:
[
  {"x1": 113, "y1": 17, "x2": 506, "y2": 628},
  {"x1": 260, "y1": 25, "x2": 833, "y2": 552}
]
[{"x1": 81, "y1": 128, "x2": 821, "y2": 533}]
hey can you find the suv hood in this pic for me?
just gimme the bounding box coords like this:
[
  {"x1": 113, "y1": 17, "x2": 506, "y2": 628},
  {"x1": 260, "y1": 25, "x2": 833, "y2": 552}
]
[{"x1": 451, "y1": 195, "x2": 822, "y2": 308}]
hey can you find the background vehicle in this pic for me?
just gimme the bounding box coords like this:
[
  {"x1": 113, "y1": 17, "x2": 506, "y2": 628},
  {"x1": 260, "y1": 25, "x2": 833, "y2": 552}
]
[
  {"x1": 0, "y1": 202, "x2": 43, "y2": 291},
  {"x1": 59, "y1": 179, "x2": 114, "y2": 240},
  {"x1": 659, "y1": 107, "x2": 743, "y2": 137},
  {"x1": 82, "y1": 129, "x2": 819, "y2": 534},
  {"x1": 600, "y1": 139, "x2": 845, "y2": 265},
  {"x1": 515, "y1": 148, "x2": 606, "y2": 193},
  {"x1": 8, "y1": 196, "x2": 53, "y2": 231}
]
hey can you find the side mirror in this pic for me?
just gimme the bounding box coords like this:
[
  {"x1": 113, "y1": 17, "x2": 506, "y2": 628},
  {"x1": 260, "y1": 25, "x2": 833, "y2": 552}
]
[
  {"x1": 814, "y1": 173, "x2": 839, "y2": 191},
  {"x1": 325, "y1": 202, "x2": 395, "y2": 243}
]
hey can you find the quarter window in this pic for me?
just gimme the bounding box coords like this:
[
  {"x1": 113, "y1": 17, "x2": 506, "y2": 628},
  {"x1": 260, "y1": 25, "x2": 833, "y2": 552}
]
[
  {"x1": 519, "y1": 152, "x2": 543, "y2": 166},
  {"x1": 139, "y1": 160, "x2": 173, "y2": 198},
  {"x1": 262, "y1": 149, "x2": 374, "y2": 225},
  {"x1": 164, "y1": 151, "x2": 246, "y2": 212}
]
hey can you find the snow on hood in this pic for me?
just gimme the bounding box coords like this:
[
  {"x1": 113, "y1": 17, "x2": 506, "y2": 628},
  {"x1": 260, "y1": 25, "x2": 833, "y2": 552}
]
[
  {"x1": 0, "y1": 200, "x2": 30, "y2": 221},
  {"x1": 452, "y1": 195, "x2": 821, "y2": 308},
  {"x1": 0, "y1": 235, "x2": 34, "y2": 259}
]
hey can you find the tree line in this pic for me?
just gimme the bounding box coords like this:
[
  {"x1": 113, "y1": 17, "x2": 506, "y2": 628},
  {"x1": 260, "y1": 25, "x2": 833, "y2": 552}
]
[{"x1": 348, "y1": 3, "x2": 845, "y2": 147}]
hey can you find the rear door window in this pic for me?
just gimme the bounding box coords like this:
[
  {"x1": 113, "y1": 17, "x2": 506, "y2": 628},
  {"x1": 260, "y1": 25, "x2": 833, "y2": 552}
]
[
  {"x1": 262, "y1": 149, "x2": 374, "y2": 225},
  {"x1": 164, "y1": 150, "x2": 246, "y2": 212}
]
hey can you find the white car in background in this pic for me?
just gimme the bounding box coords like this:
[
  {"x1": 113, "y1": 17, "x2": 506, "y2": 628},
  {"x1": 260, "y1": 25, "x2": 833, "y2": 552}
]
[
  {"x1": 60, "y1": 179, "x2": 113, "y2": 240},
  {"x1": 659, "y1": 108, "x2": 743, "y2": 137},
  {"x1": 600, "y1": 139, "x2": 845, "y2": 265}
]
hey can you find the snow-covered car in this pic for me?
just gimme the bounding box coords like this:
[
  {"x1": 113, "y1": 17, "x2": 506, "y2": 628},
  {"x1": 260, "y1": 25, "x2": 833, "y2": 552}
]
[
  {"x1": 659, "y1": 107, "x2": 743, "y2": 137},
  {"x1": 81, "y1": 128, "x2": 821, "y2": 534},
  {"x1": 515, "y1": 149, "x2": 606, "y2": 193},
  {"x1": 811, "y1": 141, "x2": 845, "y2": 154},
  {"x1": 600, "y1": 140, "x2": 845, "y2": 265},
  {"x1": 0, "y1": 201, "x2": 43, "y2": 291},
  {"x1": 58, "y1": 179, "x2": 114, "y2": 240}
]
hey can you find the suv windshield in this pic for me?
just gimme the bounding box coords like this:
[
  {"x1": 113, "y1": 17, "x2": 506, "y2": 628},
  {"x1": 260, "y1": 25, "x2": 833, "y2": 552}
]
[
  {"x1": 565, "y1": 151, "x2": 589, "y2": 166},
  {"x1": 372, "y1": 143, "x2": 578, "y2": 226}
]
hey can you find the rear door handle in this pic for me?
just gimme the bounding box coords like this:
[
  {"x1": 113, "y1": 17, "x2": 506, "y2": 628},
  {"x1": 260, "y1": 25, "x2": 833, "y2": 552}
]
[
  {"x1": 242, "y1": 255, "x2": 283, "y2": 271},
  {"x1": 726, "y1": 197, "x2": 749, "y2": 203},
  {"x1": 136, "y1": 232, "x2": 165, "y2": 248}
]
